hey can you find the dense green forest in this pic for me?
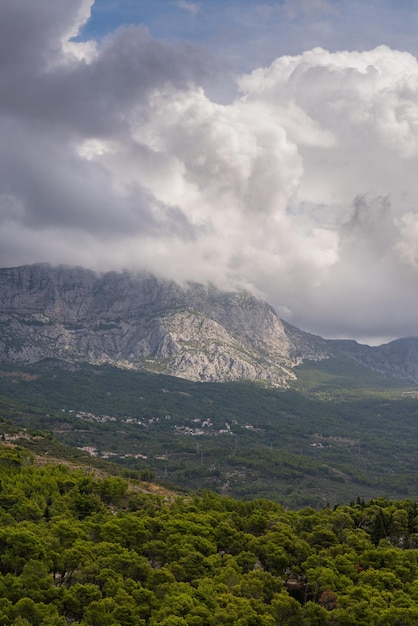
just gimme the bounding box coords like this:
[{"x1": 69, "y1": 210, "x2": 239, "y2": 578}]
[
  {"x1": 1, "y1": 361, "x2": 418, "y2": 507},
  {"x1": 0, "y1": 444, "x2": 418, "y2": 624}
]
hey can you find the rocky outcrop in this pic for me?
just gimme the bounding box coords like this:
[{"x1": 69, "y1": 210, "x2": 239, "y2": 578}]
[
  {"x1": 0, "y1": 264, "x2": 328, "y2": 386},
  {"x1": 3, "y1": 264, "x2": 417, "y2": 386}
]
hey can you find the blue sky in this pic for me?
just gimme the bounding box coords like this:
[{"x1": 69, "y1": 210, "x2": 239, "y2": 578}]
[
  {"x1": 81, "y1": 0, "x2": 418, "y2": 71},
  {"x1": 3, "y1": 0, "x2": 418, "y2": 342}
]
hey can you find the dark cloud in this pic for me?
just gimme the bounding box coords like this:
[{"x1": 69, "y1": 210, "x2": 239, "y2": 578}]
[
  {"x1": 0, "y1": 2, "x2": 204, "y2": 243},
  {"x1": 0, "y1": 0, "x2": 84, "y2": 69}
]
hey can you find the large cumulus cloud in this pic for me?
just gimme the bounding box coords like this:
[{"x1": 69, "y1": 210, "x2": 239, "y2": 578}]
[{"x1": 2, "y1": 1, "x2": 418, "y2": 342}]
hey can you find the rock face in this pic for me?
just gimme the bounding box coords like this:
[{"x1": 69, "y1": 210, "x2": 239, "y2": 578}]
[
  {"x1": 0, "y1": 264, "x2": 329, "y2": 386},
  {"x1": 2, "y1": 264, "x2": 418, "y2": 386}
]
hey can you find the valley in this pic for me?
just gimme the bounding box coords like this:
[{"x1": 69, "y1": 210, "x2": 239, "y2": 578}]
[
  {"x1": 1, "y1": 264, "x2": 418, "y2": 509},
  {"x1": 1, "y1": 360, "x2": 418, "y2": 508}
]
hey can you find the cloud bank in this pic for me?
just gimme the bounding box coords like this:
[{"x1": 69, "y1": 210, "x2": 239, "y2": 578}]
[{"x1": 2, "y1": 0, "x2": 418, "y2": 342}]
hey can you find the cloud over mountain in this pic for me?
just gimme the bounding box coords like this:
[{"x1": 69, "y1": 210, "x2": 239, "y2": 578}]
[{"x1": 2, "y1": 0, "x2": 418, "y2": 342}]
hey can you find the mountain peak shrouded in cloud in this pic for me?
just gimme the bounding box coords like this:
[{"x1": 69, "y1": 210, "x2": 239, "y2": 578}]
[{"x1": 1, "y1": 0, "x2": 418, "y2": 344}]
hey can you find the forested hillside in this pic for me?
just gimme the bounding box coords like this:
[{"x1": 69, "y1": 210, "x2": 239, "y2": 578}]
[
  {"x1": 0, "y1": 445, "x2": 417, "y2": 624},
  {"x1": 1, "y1": 362, "x2": 417, "y2": 508}
]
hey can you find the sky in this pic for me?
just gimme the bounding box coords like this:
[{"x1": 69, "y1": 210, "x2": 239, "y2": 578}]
[{"x1": 2, "y1": 1, "x2": 418, "y2": 344}]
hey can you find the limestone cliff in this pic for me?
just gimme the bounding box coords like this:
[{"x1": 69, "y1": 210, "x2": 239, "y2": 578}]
[
  {"x1": 0, "y1": 264, "x2": 327, "y2": 386},
  {"x1": 2, "y1": 264, "x2": 418, "y2": 386}
]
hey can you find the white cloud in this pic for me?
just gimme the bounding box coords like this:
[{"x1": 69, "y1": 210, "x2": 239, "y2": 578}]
[
  {"x1": 3, "y1": 2, "x2": 418, "y2": 340},
  {"x1": 177, "y1": 1, "x2": 200, "y2": 16}
]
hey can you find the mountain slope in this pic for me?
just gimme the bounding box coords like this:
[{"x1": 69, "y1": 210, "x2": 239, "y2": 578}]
[
  {"x1": 2, "y1": 263, "x2": 418, "y2": 387},
  {"x1": 0, "y1": 264, "x2": 327, "y2": 386},
  {"x1": 329, "y1": 337, "x2": 418, "y2": 384}
]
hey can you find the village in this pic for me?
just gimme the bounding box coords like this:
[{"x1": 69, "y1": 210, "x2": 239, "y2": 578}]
[{"x1": 58, "y1": 408, "x2": 268, "y2": 462}]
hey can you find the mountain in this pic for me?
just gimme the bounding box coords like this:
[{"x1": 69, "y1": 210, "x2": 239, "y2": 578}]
[
  {"x1": 0, "y1": 264, "x2": 330, "y2": 386},
  {"x1": 0, "y1": 263, "x2": 417, "y2": 387},
  {"x1": 329, "y1": 337, "x2": 418, "y2": 384}
]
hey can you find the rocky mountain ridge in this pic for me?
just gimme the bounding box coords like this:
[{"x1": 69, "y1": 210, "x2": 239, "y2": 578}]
[{"x1": 0, "y1": 264, "x2": 417, "y2": 386}]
